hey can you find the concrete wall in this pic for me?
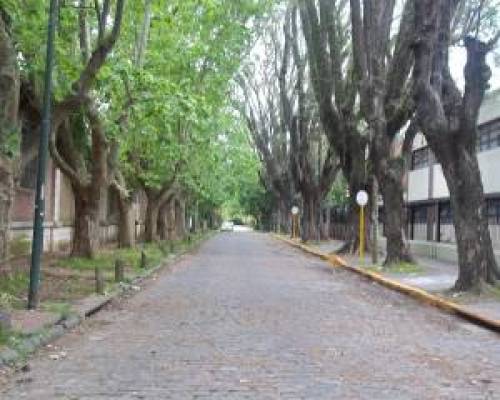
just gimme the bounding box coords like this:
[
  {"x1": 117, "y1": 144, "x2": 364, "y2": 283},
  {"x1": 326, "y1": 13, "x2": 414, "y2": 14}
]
[
  {"x1": 431, "y1": 164, "x2": 449, "y2": 199},
  {"x1": 478, "y1": 147, "x2": 500, "y2": 193},
  {"x1": 10, "y1": 223, "x2": 119, "y2": 254},
  {"x1": 407, "y1": 168, "x2": 429, "y2": 202},
  {"x1": 408, "y1": 145, "x2": 500, "y2": 201},
  {"x1": 412, "y1": 223, "x2": 427, "y2": 241}
]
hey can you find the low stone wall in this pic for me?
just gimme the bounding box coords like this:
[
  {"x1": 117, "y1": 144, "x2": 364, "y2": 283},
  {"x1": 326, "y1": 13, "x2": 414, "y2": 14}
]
[{"x1": 9, "y1": 222, "x2": 120, "y2": 254}]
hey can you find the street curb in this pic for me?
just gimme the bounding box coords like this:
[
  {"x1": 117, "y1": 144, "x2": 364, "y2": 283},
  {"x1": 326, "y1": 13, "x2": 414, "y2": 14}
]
[
  {"x1": 0, "y1": 233, "x2": 214, "y2": 368},
  {"x1": 273, "y1": 234, "x2": 500, "y2": 335}
]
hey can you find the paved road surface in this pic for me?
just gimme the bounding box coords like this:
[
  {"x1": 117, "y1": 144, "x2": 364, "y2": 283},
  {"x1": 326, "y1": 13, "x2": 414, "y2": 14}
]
[{"x1": 2, "y1": 232, "x2": 499, "y2": 399}]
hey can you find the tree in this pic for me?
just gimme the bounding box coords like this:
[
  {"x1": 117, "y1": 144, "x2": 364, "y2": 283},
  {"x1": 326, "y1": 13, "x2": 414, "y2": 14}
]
[
  {"x1": 281, "y1": 7, "x2": 340, "y2": 240},
  {"x1": 413, "y1": 0, "x2": 500, "y2": 291},
  {"x1": 236, "y1": 20, "x2": 297, "y2": 233},
  {"x1": 299, "y1": 0, "x2": 369, "y2": 252},
  {"x1": 349, "y1": 0, "x2": 416, "y2": 264}
]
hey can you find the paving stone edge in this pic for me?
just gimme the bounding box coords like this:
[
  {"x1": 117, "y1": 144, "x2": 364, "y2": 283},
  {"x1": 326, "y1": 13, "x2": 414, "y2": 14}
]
[{"x1": 273, "y1": 234, "x2": 500, "y2": 335}]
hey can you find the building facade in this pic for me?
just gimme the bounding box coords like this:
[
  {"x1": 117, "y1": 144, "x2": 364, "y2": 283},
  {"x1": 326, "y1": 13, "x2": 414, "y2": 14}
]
[{"x1": 406, "y1": 89, "x2": 500, "y2": 249}]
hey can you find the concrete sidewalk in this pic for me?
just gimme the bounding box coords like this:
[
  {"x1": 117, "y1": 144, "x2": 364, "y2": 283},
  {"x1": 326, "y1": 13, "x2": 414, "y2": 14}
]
[{"x1": 313, "y1": 240, "x2": 500, "y2": 322}]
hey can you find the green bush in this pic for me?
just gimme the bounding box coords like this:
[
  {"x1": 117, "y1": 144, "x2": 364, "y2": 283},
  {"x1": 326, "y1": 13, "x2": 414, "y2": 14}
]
[{"x1": 8, "y1": 235, "x2": 31, "y2": 258}]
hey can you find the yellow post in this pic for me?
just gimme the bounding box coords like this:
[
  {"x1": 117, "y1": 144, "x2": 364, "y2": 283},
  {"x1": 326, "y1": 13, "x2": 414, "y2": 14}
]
[
  {"x1": 359, "y1": 205, "x2": 365, "y2": 265},
  {"x1": 293, "y1": 215, "x2": 296, "y2": 239}
]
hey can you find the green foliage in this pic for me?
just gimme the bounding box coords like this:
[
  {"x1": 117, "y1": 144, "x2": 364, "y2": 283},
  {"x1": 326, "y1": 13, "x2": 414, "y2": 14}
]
[
  {"x1": 5, "y1": 0, "x2": 276, "y2": 227},
  {"x1": 40, "y1": 301, "x2": 72, "y2": 319},
  {"x1": 8, "y1": 235, "x2": 31, "y2": 258},
  {"x1": 0, "y1": 272, "x2": 29, "y2": 309},
  {"x1": 56, "y1": 243, "x2": 165, "y2": 272},
  {"x1": 327, "y1": 175, "x2": 349, "y2": 207}
]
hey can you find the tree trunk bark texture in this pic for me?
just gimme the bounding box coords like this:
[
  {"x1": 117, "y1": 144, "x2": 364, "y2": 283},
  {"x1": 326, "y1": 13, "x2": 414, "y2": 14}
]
[
  {"x1": 300, "y1": 191, "x2": 320, "y2": 242},
  {"x1": 116, "y1": 193, "x2": 135, "y2": 248},
  {"x1": 440, "y1": 148, "x2": 499, "y2": 291},
  {"x1": 71, "y1": 185, "x2": 100, "y2": 258},
  {"x1": 145, "y1": 199, "x2": 159, "y2": 243},
  {"x1": 379, "y1": 169, "x2": 412, "y2": 265},
  {"x1": 175, "y1": 198, "x2": 186, "y2": 239},
  {"x1": 0, "y1": 12, "x2": 19, "y2": 261}
]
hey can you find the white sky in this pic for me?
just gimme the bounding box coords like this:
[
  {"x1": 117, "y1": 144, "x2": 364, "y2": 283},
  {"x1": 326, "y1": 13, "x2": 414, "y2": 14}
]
[{"x1": 450, "y1": 47, "x2": 500, "y2": 91}]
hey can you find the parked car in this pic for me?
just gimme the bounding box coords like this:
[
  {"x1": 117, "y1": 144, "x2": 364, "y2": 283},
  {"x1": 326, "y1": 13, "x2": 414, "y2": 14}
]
[{"x1": 220, "y1": 221, "x2": 234, "y2": 232}]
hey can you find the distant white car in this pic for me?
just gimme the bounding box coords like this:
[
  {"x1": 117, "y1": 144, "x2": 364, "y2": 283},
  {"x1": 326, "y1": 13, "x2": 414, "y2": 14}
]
[{"x1": 220, "y1": 221, "x2": 234, "y2": 232}]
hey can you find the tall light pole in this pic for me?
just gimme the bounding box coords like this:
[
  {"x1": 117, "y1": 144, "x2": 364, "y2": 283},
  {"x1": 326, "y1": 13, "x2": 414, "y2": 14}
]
[{"x1": 28, "y1": 0, "x2": 59, "y2": 310}]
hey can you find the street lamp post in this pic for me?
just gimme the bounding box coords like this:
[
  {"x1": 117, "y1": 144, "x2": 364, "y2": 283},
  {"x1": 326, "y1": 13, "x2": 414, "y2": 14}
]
[
  {"x1": 28, "y1": 0, "x2": 59, "y2": 310},
  {"x1": 356, "y1": 190, "x2": 369, "y2": 266}
]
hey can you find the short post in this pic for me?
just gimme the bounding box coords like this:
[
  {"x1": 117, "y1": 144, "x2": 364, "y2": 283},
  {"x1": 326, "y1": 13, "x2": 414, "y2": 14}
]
[
  {"x1": 95, "y1": 267, "x2": 105, "y2": 295},
  {"x1": 356, "y1": 190, "x2": 369, "y2": 266},
  {"x1": 115, "y1": 258, "x2": 125, "y2": 282},
  {"x1": 140, "y1": 250, "x2": 147, "y2": 269}
]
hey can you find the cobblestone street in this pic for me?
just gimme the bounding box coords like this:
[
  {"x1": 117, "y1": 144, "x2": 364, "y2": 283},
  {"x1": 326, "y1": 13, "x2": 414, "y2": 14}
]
[{"x1": 2, "y1": 232, "x2": 500, "y2": 399}]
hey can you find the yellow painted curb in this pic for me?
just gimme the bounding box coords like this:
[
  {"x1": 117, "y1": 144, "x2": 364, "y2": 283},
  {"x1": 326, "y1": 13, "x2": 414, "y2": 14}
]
[{"x1": 273, "y1": 234, "x2": 500, "y2": 334}]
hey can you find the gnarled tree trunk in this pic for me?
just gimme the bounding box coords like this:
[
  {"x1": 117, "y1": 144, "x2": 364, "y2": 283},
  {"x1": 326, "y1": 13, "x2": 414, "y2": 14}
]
[
  {"x1": 441, "y1": 150, "x2": 499, "y2": 290},
  {"x1": 301, "y1": 190, "x2": 320, "y2": 242},
  {"x1": 413, "y1": 1, "x2": 499, "y2": 291},
  {"x1": 378, "y1": 164, "x2": 412, "y2": 265}
]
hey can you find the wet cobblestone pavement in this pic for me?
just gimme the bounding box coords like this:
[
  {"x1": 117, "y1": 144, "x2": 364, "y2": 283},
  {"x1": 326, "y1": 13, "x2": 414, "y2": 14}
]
[{"x1": 1, "y1": 232, "x2": 499, "y2": 399}]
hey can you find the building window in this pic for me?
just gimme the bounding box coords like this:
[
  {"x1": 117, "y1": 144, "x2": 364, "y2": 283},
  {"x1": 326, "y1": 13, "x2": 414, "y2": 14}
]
[
  {"x1": 487, "y1": 199, "x2": 500, "y2": 225},
  {"x1": 439, "y1": 203, "x2": 453, "y2": 224},
  {"x1": 477, "y1": 121, "x2": 500, "y2": 152},
  {"x1": 412, "y1": 206, "x2": 428, "y2": 224},
  {"x1": 478, "y1": 131, "x2": 492, "y2": 151},
  {"x1": 411, "y1": 147, "x2": 429, "y2": 170}
]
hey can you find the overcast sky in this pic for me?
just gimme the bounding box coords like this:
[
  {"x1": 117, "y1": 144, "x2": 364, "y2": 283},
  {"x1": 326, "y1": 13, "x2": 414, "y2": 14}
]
[{"x1": 450, "y1": 47, "x2": 500, "y2": 91}]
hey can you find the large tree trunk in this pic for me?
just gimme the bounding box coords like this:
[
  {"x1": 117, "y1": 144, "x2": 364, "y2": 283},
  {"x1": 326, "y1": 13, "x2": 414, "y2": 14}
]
[
  {"x1": 320, "y1": 206, "x2": 330, "y2": 240},
  {"x1": 0, "y1": 13, "x2": 19, "y2": 146},
  {"x1": 412, "y1": 1, "x2": 499, "y2": 292},
  {"x1": 372, "y1": 131, "x2": 413, "y2": 265},
  {"x1": 0, "y1": 158, "x2": 13, "y2": 260},
  {"x1": 71, "y1": 185, "x2": 100, "y2": 258},
  {"x1": 301, "y1": 191, "x2": 320, "y2": 242},
  {"x1": 145, "y1": 197, "x2": 159, "y2": 243},
  {"x1": 378, "y1": 166, "x2": 412, "y2": 265},
  {"x1": 166, "y1": 199, "x2": 177, "y2": 241},
  {"x1": 278, "y1": 197, "x2": 291, "y2": 234},
  {"x1": 0, "y1": 11, "x2": 19, "y2": 261},
  {"x1": 440, "y1": 148, "x2": 499, "y2": 291},
  {"x1": 174, "y1": 198, "x2": 186, "y2": 239},
  {"x1": 158, "y1": 202, "x2": 174, "y2": 241},
  {"x1": 116, "y1": 193, "x2": 135, "y2": 248}
]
